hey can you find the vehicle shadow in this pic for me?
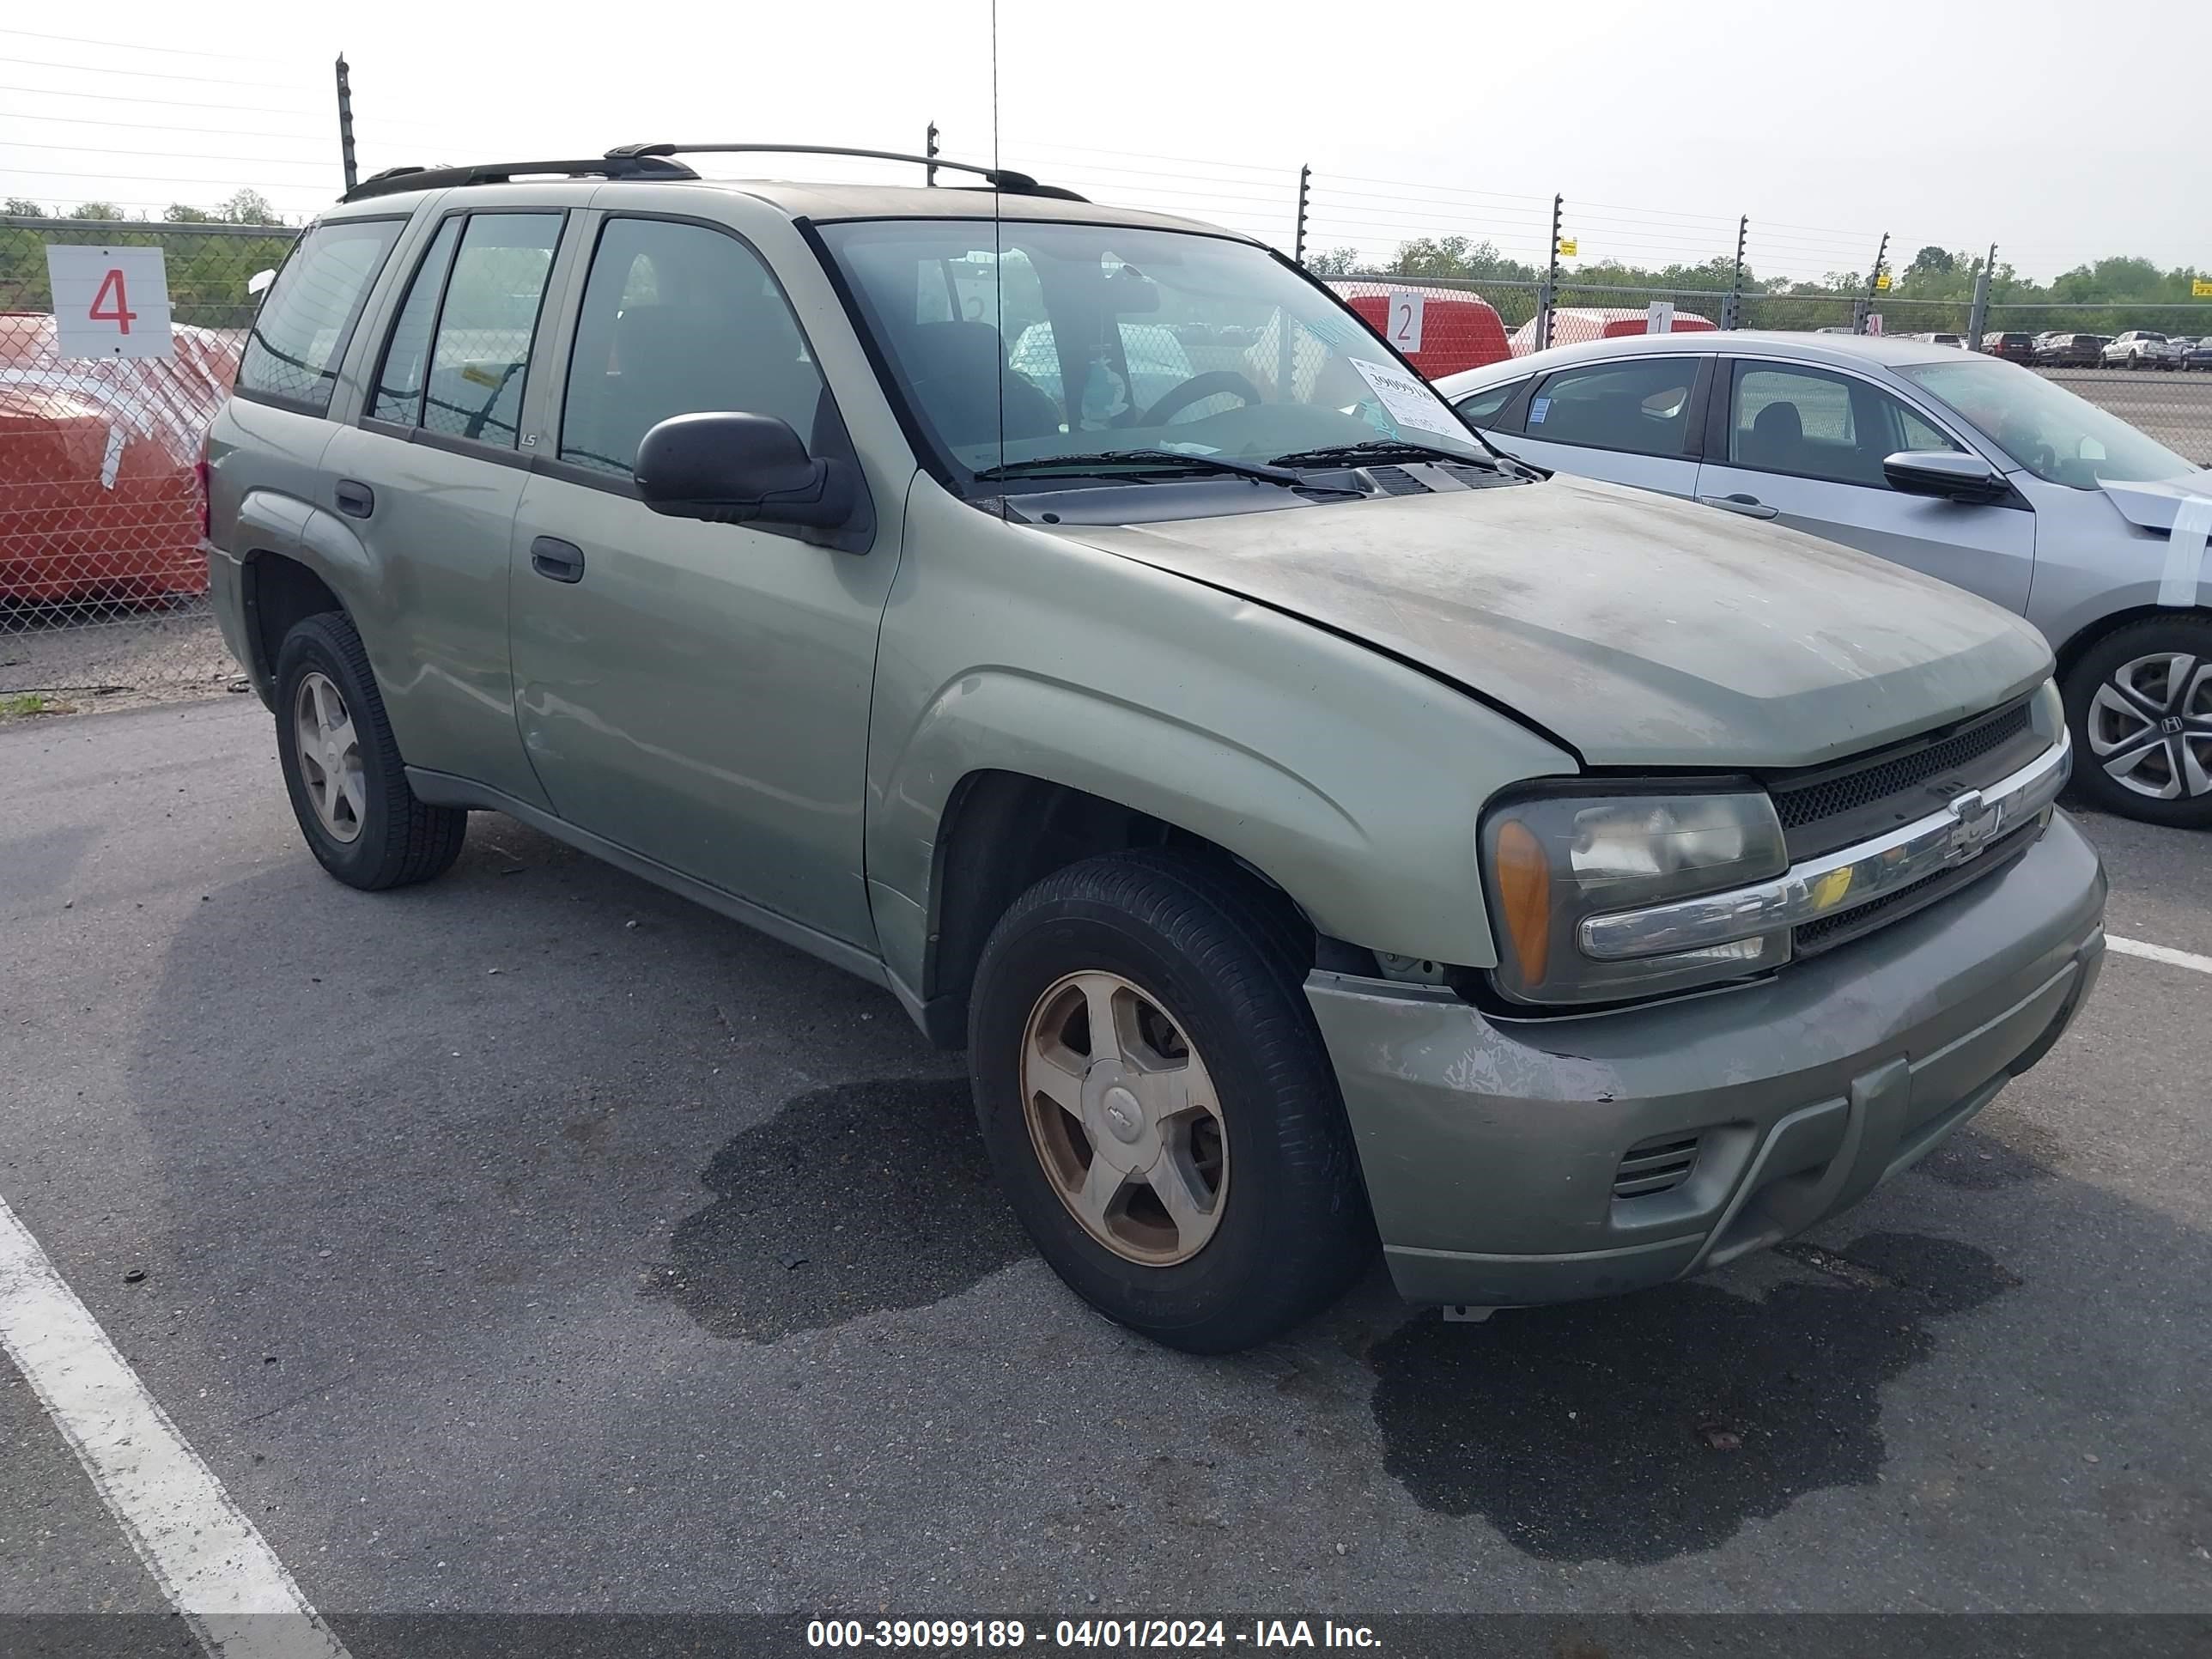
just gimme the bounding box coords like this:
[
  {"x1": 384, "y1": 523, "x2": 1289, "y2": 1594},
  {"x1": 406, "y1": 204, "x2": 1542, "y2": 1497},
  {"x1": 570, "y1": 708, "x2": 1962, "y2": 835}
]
[
  {"x1": 1364, "y1": 1230, "x2": 2018, "y2": 1565},
  {"x1": 646, "y1": 1075, "x2": 1032, "y2": 1341}
]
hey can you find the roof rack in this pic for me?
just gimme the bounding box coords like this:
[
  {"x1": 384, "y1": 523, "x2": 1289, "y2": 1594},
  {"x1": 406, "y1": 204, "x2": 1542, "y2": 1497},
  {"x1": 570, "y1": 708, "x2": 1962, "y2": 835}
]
[
  {"x1": 341, "y1": 154, "x2": 700, "y2": 203},
  {"x1": 604, "y1": 143, "x2": 1088, "y2": 202}
]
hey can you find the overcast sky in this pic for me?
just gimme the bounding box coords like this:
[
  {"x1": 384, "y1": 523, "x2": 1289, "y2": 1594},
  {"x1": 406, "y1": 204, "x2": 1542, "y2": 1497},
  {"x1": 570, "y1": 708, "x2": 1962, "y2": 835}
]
[{"x1": 4, "y1": 0, "x2": 2208, "y2": 282}]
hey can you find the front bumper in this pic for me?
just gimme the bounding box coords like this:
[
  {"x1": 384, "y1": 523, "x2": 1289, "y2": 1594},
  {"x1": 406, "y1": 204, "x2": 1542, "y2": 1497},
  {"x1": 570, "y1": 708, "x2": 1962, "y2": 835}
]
[{"x1": 1307, "y1": 811, "x2": 2106, "y2": 1308}]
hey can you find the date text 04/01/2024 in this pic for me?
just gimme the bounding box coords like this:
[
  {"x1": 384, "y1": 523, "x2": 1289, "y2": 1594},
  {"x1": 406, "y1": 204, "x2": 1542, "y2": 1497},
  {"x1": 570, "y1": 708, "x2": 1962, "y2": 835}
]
[{"x1": 805, "y1": 1620, "x2": 1382, "y2": 1650}]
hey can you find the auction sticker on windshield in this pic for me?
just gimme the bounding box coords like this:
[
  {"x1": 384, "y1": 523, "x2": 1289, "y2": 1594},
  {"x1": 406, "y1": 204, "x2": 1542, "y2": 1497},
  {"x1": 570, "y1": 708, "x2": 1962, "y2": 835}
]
[{"x1": 1347, "y1": 357, "x2": 1461, "y2": 438}]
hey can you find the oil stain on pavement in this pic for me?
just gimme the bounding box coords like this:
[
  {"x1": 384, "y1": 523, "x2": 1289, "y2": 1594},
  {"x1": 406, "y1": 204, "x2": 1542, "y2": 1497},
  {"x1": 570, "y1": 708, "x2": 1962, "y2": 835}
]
[
  {"x1": 649, "y1": 1077, "x2": 1032, "y2": 1340},
  {"x1": 1366, "y1": 1232, "x2": 2019, "y2": 1564}
]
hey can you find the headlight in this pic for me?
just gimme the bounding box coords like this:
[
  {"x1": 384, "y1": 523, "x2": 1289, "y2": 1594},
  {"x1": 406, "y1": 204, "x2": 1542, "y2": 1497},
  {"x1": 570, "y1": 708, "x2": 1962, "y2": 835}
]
[{"x1": 1480, "y1": 787, "x2": 1790, "y2": 1006}]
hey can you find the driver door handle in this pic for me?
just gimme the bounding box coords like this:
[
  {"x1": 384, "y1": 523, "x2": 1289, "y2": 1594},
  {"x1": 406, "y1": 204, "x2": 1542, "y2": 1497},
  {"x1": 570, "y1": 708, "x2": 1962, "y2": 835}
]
[
  {"x1": 1698, "y1": 493, "x2": 1779, "y2": 520},
  {"x1": 531, "y1": 537, "x2": 586, "y2": 583}
]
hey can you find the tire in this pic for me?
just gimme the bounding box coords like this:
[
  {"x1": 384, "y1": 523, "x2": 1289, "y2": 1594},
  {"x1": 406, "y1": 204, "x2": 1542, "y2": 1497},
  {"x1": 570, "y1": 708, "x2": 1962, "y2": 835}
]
[
  {"x1": 2063, "y1": 616, "x2": 2212, "y2": 829},
  {"x1": 968, "y1": 850, "x2": 1373, "y2": 1352},
  {"x1": 273, "y1": 611, "x2": 469, "y2": 888}
]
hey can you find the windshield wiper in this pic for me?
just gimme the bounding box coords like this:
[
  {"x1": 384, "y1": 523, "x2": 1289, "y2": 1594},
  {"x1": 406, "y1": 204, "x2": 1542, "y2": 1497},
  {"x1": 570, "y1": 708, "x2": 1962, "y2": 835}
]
[
  {"x1": 973, "y1": 449, "x2": 1335, "y2": 490},
  {"x1": 1268, "y1": 438, "x2": 1503, "y2": 470}
]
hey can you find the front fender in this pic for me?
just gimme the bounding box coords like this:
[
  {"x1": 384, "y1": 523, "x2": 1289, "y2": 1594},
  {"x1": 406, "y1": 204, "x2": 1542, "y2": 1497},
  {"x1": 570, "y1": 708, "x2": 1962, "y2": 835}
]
[{"x1": 866, "y1": 481, "x2": 1580, "y2": 997}]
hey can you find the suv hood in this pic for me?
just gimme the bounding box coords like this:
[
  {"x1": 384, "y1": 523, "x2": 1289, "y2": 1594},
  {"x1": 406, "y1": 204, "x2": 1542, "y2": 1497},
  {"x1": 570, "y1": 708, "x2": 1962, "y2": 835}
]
[{"x1": 1064, "y1": 475, "x2": 2051, "y2": 769}]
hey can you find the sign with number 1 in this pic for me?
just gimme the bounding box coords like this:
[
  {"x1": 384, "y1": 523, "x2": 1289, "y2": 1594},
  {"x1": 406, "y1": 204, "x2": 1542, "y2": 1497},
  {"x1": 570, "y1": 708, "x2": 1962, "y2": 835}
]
[{"x1": 46, "y1": 244, "x2": 174, "y2": 360}]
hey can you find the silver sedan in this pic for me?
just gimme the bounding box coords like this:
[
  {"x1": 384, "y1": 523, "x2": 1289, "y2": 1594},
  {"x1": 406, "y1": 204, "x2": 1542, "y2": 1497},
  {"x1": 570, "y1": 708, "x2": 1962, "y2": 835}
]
[{"x1": 1437, "y1": 333, "x2": 2212, "y2": 827}]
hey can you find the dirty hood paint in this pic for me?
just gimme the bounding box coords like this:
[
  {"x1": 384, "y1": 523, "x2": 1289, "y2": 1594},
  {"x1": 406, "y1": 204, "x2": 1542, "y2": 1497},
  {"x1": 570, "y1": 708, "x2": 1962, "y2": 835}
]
[{"x1": 1066, "y1": 474, "x2": 2052, "y2": 769}]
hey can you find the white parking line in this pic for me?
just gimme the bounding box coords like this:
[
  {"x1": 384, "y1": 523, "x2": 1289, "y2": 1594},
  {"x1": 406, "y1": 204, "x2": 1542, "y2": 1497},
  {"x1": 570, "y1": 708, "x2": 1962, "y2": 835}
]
[
  {"x1": 0, "y1": 1194, "x2": 351, "y2": 1659},
  {"x1": 2107, "y1": 934, "x2": 2212, "y2": 976}
]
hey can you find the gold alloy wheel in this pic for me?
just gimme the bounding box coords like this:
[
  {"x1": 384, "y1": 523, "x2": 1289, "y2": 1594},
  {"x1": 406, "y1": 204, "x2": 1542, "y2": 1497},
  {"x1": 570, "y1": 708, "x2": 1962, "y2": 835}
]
[{"x1": 1018, "y1": 970, "x2": 1229, "y2": 1267}]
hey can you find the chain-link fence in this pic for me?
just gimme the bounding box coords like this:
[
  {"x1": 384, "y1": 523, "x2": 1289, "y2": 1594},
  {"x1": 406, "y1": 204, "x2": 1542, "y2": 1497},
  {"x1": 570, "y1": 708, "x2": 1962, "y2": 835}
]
[
  {"x1": 1322, "y1": 267, "x2": 2212, "y2": 465},
  {"x1": 1, "y1": 216, "x2": 295, "y2": 713}
]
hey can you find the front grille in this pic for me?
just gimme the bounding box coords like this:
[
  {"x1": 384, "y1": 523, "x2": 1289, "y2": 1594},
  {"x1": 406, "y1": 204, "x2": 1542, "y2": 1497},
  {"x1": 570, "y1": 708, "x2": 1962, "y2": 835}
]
[
  {"x1": 1613, "y1": 1135, "x2": 1701, "y2": 1200},
  {"x1": 1792, "y1": 823, "x2": 2038, "y2": 957},
  {"x1": 1769, "y1": 697, "x2": 2043, "y2": 861}
]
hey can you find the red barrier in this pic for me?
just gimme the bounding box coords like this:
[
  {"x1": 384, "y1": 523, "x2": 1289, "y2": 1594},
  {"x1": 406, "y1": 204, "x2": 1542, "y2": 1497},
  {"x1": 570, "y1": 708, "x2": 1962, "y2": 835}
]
[{"x1": 0, "y1": 312, "x2": 241, "y2": 605}]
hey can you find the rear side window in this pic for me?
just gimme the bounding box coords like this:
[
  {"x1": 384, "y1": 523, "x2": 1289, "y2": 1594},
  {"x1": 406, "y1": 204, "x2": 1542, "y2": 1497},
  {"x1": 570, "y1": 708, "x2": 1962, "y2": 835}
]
[
  {"x1": 368, "y1": 217, "x2": 462, "y2": 425},
  {"x1": 1455, "y1": 378, "x2": 1526, "y2": 428},
  {"x1": 236, "y1": 219, "x2": 402, "y2": 413},
  {"x1": 1526, "y1": 358, "x2": 1698, "y2": 457},
  {"x1": 558, "y1": 216, "x2": 826, "y2": 478},
  {"x1": 420, "y1": 213, "x2": 563, "y2": 448}
]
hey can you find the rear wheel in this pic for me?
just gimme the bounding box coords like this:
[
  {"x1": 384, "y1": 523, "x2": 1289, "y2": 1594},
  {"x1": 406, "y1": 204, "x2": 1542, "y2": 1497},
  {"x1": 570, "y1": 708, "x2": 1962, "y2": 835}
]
[
  {"x1": 968, "y1": 851, "x2": 1373, "y2": 1352},
  {"x1": 2063, "y1": 617, "x2": 2212, "y2": 829},
  {"x1": 275, "y1": 611, "x2": 469, "y2": 888}
]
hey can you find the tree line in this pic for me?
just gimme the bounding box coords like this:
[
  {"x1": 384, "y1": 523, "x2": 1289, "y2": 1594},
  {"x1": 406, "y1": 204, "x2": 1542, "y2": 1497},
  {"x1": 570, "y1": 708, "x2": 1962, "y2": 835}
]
[
  {"x1": 1304, "y1": 237, "x2": 2211, "y2": 333},
  {"x1": 0, "y1": 191, "x2": 295, "y2": 330}
]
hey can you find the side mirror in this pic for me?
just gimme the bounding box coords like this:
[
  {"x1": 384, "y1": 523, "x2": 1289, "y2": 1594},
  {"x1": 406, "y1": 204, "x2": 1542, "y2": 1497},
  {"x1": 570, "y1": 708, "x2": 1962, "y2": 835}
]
[
  {"x1": 635, "y1": 411, "x2": 857, "y2": 529},
  {"x1": 1882, "y1": 450, "x2": 2010, "y2": 506}
]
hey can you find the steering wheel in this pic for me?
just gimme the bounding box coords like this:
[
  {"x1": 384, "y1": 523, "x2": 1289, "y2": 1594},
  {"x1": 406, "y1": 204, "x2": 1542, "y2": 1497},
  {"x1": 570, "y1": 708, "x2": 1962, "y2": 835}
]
[{"x1": 1139, "y1": 370, "x2": 1265, "y2": 427}]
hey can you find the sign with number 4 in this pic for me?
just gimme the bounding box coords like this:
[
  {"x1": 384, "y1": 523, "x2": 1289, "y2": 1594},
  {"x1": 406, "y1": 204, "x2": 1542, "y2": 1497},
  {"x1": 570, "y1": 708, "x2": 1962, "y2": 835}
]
[
  {"x1": 46, "y1": 244, "x2": 173, "y2": 361},
  {"x1": 1386, "y1": 290, "x2": 1425, "y2": 355}
]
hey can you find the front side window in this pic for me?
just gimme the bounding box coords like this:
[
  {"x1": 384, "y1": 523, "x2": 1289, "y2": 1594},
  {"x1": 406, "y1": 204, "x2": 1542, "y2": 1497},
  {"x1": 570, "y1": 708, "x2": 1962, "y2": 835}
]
[
  {"x1": 1525, "y1": 359, "x2": 1697, "y2": 457},
  {"x1": 420, "y1": 213, "x2": 562, "y2": 448},
  {"x1": 818, "y1": 218, "x2": 1493, "y2": 483},
  {"x1": 236, "y1": 218, "x2": 401, "y2": 412},
  {"x1": 560, "y1": 217, "x2": 826, "y2": 478},
  {"x1": 1900, "y1": 356, "x2": 2196, "y2": 488},
  {"x1": 1728, "y1": 364, "x2": 1960, "y2": 488}
]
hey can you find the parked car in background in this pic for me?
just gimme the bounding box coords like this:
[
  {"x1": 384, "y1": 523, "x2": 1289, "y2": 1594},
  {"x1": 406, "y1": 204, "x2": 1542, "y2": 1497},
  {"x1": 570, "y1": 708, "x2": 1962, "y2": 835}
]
[
  {"x1": 2034, "y1": 333, "x2": 2107, "y2": 368},
  {"x1": 1981, "y1": 331, "x2": 2036, "y2": 363},
  {"x1": 2102, "y1": 331, "x2": 2177, "y2": 369},
  {"x1": 1506, "y1": 307, "x2": 1716, "y2": 356},
  {"x1": 1911, "y1": 331, "x2": 1967, "y2": 349},
  {"x1": 201, "y1": 150, "x2": 2105, "y2": 1352},
  {"x1": 2185, "y1": 337, "x2": 2212, "y2": 371},
  {"x1": 1439, "y1": 331, "x2": 2212, "y2": 826}
]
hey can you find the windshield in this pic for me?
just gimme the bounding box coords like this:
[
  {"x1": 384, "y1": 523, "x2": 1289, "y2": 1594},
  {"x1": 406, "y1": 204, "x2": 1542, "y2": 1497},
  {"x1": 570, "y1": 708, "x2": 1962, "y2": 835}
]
[
  {"x1": 818, "y1": 219, "x2": 1492, "y2": 485},
  {"x1": 1899, "y1": 356, "x2": 2197, "y2": 489}
]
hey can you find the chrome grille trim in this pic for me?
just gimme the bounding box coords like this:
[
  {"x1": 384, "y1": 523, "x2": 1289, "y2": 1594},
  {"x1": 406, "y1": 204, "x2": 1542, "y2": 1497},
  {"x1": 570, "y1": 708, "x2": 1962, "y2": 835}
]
[{"x1": 1578, "y1": 728, "x2": 2071, "y2": 963}]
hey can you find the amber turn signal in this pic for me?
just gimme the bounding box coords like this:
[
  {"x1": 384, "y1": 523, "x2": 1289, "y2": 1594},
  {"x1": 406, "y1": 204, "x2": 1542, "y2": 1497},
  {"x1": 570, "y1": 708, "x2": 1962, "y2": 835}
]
[{"x1": 1492, "y1": 817, "x2": 1551, "y2": 988}]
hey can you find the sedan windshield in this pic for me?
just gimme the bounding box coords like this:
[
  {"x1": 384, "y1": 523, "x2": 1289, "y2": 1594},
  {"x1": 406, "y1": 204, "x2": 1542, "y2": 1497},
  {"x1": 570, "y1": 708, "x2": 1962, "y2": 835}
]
[
  {"x1": 818, "y1": 218, "x2": 1493, "y2": 485},
  {"x1": 1899, "y1": 356, "x2": 2197, "y2": 488}
]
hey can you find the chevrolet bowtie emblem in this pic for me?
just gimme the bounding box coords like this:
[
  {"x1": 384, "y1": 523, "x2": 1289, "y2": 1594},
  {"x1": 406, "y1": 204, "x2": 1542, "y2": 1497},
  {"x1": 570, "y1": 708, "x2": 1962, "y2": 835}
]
[{"x1": 1945, "y1": 789, "x2": 1996, "y2": 860}]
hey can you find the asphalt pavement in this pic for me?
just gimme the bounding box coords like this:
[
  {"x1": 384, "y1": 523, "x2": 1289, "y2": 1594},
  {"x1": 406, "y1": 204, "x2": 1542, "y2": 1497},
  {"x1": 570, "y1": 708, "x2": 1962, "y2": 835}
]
[{"x1": 2, "y1": 696, "x2": 2209, "y2": 1630}]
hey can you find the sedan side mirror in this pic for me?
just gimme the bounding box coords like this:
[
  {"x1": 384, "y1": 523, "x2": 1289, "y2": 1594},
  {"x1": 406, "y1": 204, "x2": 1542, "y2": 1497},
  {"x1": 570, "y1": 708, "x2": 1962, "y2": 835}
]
[
  {"x1": 1882, "y1": 450, "x2": 2010, "y2": 506},
  {"x1": 635, "y1": 411, "x2": 858, "y2": 530}
]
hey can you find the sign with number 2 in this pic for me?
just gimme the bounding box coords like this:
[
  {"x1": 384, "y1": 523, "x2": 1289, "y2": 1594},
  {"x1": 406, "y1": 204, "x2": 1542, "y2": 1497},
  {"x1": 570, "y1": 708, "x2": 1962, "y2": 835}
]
[
  {"x1": 1386, "y1": 290, "x2": 1425, "y2": 356},
  {"x1": 46, "y1": 244, "x2": 173, "y2": 361}
]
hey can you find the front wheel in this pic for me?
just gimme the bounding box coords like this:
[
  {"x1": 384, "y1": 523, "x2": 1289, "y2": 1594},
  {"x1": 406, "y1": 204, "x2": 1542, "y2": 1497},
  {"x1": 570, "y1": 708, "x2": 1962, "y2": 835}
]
[
  {"x1": 968, "y1": 851, "x2": 1373, "y2": 1352},
  {"x1": 275, "y1": 611, "x2": 470, "y2": 888},
  {"x1": 2063, "y1": 617, "x2": 2212, "y2": 828}
]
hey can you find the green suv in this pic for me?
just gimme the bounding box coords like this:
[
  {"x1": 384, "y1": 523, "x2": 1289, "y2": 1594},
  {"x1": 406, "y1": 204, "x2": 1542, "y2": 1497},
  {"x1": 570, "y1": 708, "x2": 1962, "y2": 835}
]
[{"x1": 204, "y1": 146, "x2": 2106, "y2": 1352}]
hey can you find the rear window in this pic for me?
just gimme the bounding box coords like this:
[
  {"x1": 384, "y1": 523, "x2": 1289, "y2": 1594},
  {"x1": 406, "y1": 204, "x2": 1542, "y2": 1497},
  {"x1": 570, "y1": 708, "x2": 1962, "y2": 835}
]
[{"x1": 236, "y1": 219, "x2": 403, "y2": 413}]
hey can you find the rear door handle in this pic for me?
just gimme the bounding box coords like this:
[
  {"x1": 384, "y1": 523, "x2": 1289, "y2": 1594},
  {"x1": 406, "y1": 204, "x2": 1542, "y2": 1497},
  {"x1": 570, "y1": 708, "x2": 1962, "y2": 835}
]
[
  {"x1": 1698, "y1": 493, "x2": 1779, "y2": 520},
  {"x1": 334, "y1": 480, "x2": 374, "y2": 519},
  {"x1": 530, "y1": 536, "x2": 586, "y2": 583}
]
